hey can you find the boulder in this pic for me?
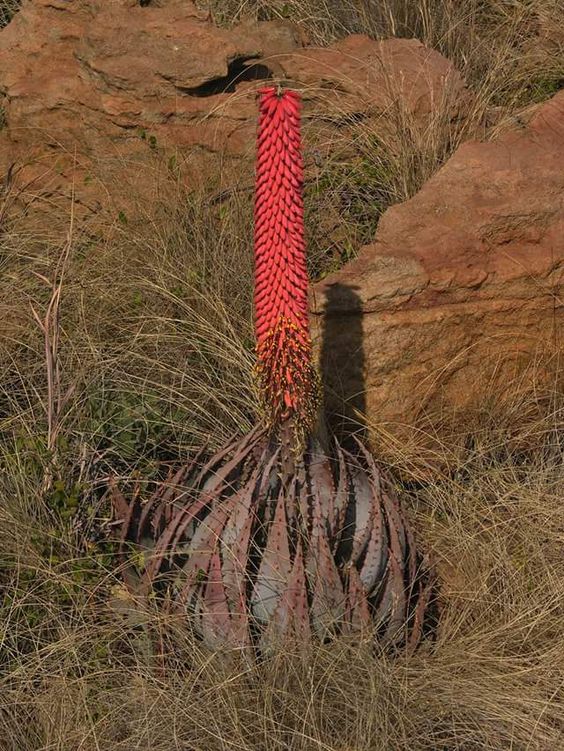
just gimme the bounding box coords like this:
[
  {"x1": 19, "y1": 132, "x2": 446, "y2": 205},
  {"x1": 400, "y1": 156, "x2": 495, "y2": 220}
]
[
  {"x1": 0, "y1": 0, "x2": 467, "y2": 232},
  {"x1": 313, "y1": 91, "x2": 564, "y2": 466}
]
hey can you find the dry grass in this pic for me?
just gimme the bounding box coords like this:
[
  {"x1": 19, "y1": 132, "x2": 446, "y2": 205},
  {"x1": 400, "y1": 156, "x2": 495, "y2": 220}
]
[
  {"x1": 205, "y1": 0, "x2": 562, "y2": 100},
  {"x1": 1, "y1": 0, "x2": 564, "y2": 749},
  {"x1": 1, "y1": 347, "x2": 563, "y2": 749},
  {"x1": 0, "y1": 0, "x2": 19, "y2": 29}
]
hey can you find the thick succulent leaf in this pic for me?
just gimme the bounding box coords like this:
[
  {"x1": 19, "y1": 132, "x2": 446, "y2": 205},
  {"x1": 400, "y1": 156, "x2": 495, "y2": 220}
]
[
  {"x1": 287, "y1": 457, "x2": 306, "y2": 527},
  {"x1": 359, "y1": 466, "x2": 388, "y2": 594},
  {"x1": 404, "y1": 505, "x2": 418, "y2": 588},
  {"x1": 331, "y1": 443, "x2": 349, "y2": 545},
  {"x1": 381, "y1": 486, "x2": 407, "y2": 566},
  {"x1": 308, "y1": 531, "x2": 346, "y2": 638},
  {"x1": 372, "y1": 566, "x2": 393, "y2": 630},
  {"x1": 344, "y1": 564, "x2": 371, "y2": 632},
  {"x1": 175, "y1": 498, "x2": 235, "y2": 609},
  {"x1": 201, "y1": 550, "x2": 244, "y2": 648},
  {"x1": 168, "y1": 440, "x2": 262, "y2": 555},
  {"x1": 220, "y1": 469, "x2": 259, "y2": 617},
  {"x1": 306, "y1": 465, "x2": 345, "y2": 637},
  {"x1": 197, "y1": 427, "x2": 262, "y2": 498},
  {"x1": 407, "y1": 574, "x2": 434, "y2": 654},
  {"x1": 307, "y1": 439, "x2": 335, "y2": 532},
  {"x1": 353, "y1": 440, "x2": 406, "y2": 560},
  {"x1": 384, "y1": 488, "x2": 406, "y2": 578},
  {"x1": 142, "y1": 491, "x2": 211, "y2": 587},
  {"x1": 377, "y1": 482, "x2": 408, "y2": 646},
  {"x1": 138, "y1": 450, "x2": 235, "y2": 586},
  {"x1": 382, "y1": 553, "x2": 408, "y2": 647},
  {"x1": 109, "y1": 479, "x2": 133, "y2": 547},
  {"x1": 189, "y1": 433, "x2": 247, "y2": 492},
  {"x1": 285, "y1": 540, "x2": 310, "y2": 640},
  {"x1": 251, "y1": 489, "x2": 292, "y2": 624},
  {"x1": 262, "y1": 538, "x2": 310, "y2": 648},
  {"x1": 256, "y1": 444, "x2": 282, "y2": 512},
  {"x1": 142, "y1": 468, "x2": 178, "y2": 538},
  {"x1": 346, "y1": 455, "x2": 374, "y2": 564},
  {"x1": 294, "y1": 456, "x2": 310, "y2": 528},
  {"x1": 144, "y1": 455, "x2": 203, "y2": 537}
]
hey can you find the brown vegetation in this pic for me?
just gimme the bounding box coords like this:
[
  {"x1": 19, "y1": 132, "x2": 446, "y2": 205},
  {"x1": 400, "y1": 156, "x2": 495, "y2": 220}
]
[{"x1": 1, "y1": 1, "x2": 563, "y2": 749}]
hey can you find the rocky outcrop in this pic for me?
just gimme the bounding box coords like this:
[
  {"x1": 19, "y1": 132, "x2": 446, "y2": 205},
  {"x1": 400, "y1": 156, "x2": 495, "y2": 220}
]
[
  {"x1": 3, "y1": 1, "x2": 560, "y2": 465},
  {"x1": 313, "y1": 91, "x2": 564, "y2": 463},
  {"x1": 0, "y1": 0, "x2": 467, "y2": 231}
]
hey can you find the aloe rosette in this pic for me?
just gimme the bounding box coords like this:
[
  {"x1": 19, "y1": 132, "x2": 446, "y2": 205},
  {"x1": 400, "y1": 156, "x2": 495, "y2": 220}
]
[{"x1": 111, "y1": 87, "x2": 431, "y2": 651}]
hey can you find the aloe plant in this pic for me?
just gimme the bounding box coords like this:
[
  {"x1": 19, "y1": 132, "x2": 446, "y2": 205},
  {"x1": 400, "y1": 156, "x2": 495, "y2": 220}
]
[{"x1": 111, "y1": 88, "x2": 432, "y2": 651}]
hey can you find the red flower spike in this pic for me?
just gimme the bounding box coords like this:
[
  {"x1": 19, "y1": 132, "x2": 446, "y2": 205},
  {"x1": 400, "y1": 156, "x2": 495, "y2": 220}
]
[{"x1": 254, "y1": 88, "x2": 320, "y2": 449}]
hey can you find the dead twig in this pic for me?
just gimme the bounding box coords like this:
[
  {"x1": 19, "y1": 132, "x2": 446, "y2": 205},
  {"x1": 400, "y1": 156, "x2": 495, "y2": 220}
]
[{"x1": 29, "y1": 174, "x2": 77, "y2": 494}]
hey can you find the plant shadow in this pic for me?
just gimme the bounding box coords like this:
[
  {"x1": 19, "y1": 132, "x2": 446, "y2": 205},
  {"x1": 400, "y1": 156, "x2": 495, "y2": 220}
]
[{"x1": 319, "y1": 281, "x2": 367, "y2": 449}]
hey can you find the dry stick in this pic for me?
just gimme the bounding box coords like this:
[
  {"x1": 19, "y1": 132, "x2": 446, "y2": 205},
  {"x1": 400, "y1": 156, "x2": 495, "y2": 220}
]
[{"x1": 29, "y1": 175, "x2": 76, "y2": 494}]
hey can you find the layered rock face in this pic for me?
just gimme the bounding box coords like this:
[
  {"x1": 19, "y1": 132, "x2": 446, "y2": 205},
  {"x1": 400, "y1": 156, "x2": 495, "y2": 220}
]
[
  {"x1": 0, "y1": 0, "x2": 465, "y2": 229},
  {"x1": 314, "y1": 91, "x2": 564, "y2": 462}
]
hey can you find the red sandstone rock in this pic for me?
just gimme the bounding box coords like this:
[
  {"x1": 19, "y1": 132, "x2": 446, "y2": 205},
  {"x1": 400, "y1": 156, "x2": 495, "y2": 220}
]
[
  {"x1": 0, "y1": 0, "x2": 467, "y2": 230},
  {"x1": 313, "y1": 91, "x2": 564, "y2": 466}
]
